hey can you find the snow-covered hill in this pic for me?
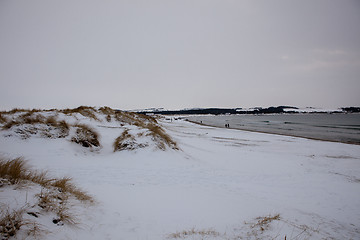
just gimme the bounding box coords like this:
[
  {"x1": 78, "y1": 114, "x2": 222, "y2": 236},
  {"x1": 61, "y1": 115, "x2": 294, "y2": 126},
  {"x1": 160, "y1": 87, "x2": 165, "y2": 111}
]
[{"x1": 1, "y1": 107, "x2": 360, "y2": 239}]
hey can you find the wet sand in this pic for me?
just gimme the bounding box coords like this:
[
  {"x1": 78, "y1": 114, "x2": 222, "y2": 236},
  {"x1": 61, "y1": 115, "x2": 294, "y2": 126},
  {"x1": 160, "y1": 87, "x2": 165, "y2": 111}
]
[{"x1": 187, "y1": 118, "x2": 360, "y2": 146}]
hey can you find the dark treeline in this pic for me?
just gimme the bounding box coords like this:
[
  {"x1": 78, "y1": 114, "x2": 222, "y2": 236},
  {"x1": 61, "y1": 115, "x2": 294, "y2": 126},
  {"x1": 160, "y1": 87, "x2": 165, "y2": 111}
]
[
  {"x1": 342, "y1": 107, "x2": 360, "y2": 113},
  {"x1": 138, "y1": 106, "x2": 301, "y2": 115},
  {"x1": 137, "y1": 106, "x2": 360, "y2": 115}
]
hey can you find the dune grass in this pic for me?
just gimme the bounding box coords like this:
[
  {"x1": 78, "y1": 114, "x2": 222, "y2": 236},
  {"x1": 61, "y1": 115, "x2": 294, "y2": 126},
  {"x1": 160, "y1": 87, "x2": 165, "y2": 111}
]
[
  {"x1": 51, "y1": 176, "x2": 93, "y2": 202},
  {"x1": 114, "y1": 111, "x2": 157, "y2": 126},
  {"x1": 0, "y1": 157, "x2": 93, "y2": 239},
  {"x1": 98, "y1": 106, "x2": 115, "y2": 115},
  {"x1": 145, "y1": 123, "x2": 178, "y2": 150},
  {"x1": 2, "y1": 114, "x2": 70, "y2": 139},
  {"x1": 1, "y1": 106, "x2": 178, "y2": 151},
  {"x1": 0, "y1": 108, "x2": 39, "y2": 115},
  {"x1": 114, "y1": 111, "x2": 177, "y2": 150},
  {"x1": 71, "y1": 124, "x2": 100, "y2": 148},
  {"x1": 113, "y1": 129, "x2": 135, "y2": 152},
  {"x1": 109, "y1": 110, "x2": 178, "y2": 150},
  {"x1": 113, "y1": 129, "x2": 148, "y2": 152},
  {"x1": 251, "y1": 214, "x2": 281, "y2": 232},
  {"x1": 113, "y1": 123, "x2": 177, "y2": 151},
  {"x1": 167, "y1": 228, "x2": 220, "y2": 239},
  {"x1": 0, "y1": 113, "x2": 6, "y2": 124},
  {"x1": 61, "y1": 106, "x2": 100, "y2": 121},
  {"x1": 0, "y1": 207, "x2": 32, "y2": 239},
  {"x1": 98, "y1": 107, "x2": 116, "y2": 122},
  {"x1": 0, "y1": 157, "x2": 37, "y2": 184},
  {"x1": 2, "y1": 114, "x2": 45, "y2": 130},
  {"x1": 0, "y1": 157, "x2": 93, "y2": 203},
  {"x1": 2, "y1": 114, "x2": 68, "y2": 130},
  {"x1": 36, "y1": 188, "x2": 78, "y2": 226}
]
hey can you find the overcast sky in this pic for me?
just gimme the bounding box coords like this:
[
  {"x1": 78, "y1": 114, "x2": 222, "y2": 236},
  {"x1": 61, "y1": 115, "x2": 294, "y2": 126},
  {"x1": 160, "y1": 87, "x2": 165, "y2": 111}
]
[{"x1": 1, "y1": 0, "x2": 359, "y2": 110}]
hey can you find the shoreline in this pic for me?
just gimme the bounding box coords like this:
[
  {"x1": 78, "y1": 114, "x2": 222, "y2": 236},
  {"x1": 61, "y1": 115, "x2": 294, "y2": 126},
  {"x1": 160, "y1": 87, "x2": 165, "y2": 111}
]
[{"x1": 187, "y1": 119, "x2": 360, "y2": 146}]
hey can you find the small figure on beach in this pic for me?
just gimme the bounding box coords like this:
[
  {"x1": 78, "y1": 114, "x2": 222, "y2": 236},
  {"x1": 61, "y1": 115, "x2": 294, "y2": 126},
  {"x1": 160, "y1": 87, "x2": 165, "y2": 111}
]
[{"x1": 225, "y1": 123, "x2": 230, "y2": 128}]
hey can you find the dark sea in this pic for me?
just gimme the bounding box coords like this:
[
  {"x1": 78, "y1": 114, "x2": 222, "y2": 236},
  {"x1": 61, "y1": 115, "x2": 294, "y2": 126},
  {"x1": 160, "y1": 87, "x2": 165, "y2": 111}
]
[{"x1": 187, "y1": 114, "x2": 360, "y2": 145}]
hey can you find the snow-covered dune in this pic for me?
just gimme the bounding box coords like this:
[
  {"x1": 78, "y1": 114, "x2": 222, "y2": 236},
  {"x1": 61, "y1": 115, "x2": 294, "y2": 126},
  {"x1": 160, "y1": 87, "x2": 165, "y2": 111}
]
[{"x1": 1, "y1": 108, "x2": 359, "y2": 239}]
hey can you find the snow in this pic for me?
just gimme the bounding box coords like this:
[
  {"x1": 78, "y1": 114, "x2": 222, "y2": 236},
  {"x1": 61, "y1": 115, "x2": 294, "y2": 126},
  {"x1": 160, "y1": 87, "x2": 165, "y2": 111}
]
[
  {"x1": 282, "y1": 107, "x2": 342, "y2": 113},
  {"x1": 1, "y1": 112, "x2": 360, "y2": 239}
]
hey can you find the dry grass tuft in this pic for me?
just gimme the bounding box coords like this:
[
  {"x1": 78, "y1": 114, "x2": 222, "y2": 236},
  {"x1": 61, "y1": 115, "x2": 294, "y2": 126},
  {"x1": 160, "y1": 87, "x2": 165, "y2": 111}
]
[
  {"x1": 37, "y1": 189, "x2": 78, "y2": 226},
  {"x1": 1, "y1": 108, "x2": 42, "y2": 116},
  {"x1": 113, "y1": 129, "x2": 133, "y2": 151},
  {"x1": 37, "y1": 189, "x2": 62, "y2": 211},
  {"x1": 106, "y1": 114, "x2": 112, "y2": 122},
  {"x1": 21, "y1": 114, "x2": 46, "y2": 126},
  {"x1": 3, "y1": 108, "x2": 28, "y2": 115},
  {"x1": 111, "y1": 110, "x2": 177, "y2": 150},
  {"x1": 0, "y1": 157, "x2": 93, "y2": 203},
  {"x1": 29, "y1": 170, "x2": 51, "y2": 186},
  {"x1": 0, "y1": 156, "x2": 93, "y2": 238},
  {"x1": 0, "y1": 157, "x2": 30, "y2": 184},
  {"x1": 0, "y1": 207, "x2": 26, "y2": 239},
  {"x1": 49, "y1": 176, "x2": 93, "y2": 202},
  {"x1": 114, "y1": 111, "x2": 137, "y2": 125},
  {"x1": 2, "y1": 114, "x2": 45, "y2": 130},
  {"x1": 167, "y1": 228, "x2": 220, "y2": 239},
  {"x1": 61, "y1": 106, "x2": 100, "y2": 121},
  {"x1": 2, "y1": 114, "x2": 70, "y2": 139},
  {"x1": 0, "y1": 113, "x2": 6, "y2": 124},
  {"x1": 99, "y1": 106, "x2": 115, "y2": 115},
  {"x1": 56, "y1": 120, "x2": 70, "y2": 137},
  {"x1": 71, "y1": 124, "x2": 101, "y2": 148},
  {"x1": 41, "y1": 117, "x2": 70, "y2": 139},
  {"x1": 0, "y1": 157, "x2": 52, "y2": 186},
  {"x1": 70, "y1": 188, "x2": 94, "y2": 202},
  {"x1": 51, "y1": 177, "x2": 74, "y2": 193},
  {"x1": 2, "y1": 120, "x2": 17, "y2": 130},
  {"x1": 0, "y1": 108, "x2": 70, "y2": 139},
  {"x1": 114, "y1": 111, "x2": 157, "y2": 126},
  {"x1": 0, "y1": 206, "x2": 43, "y2": 239},
  {"x1": 247, "y1": 213, "x2": 281, "y2": 234},
  {"x1": 145, "y1": 123, "x2": 178, "y2": 150},
  {"x1": 25, "y1": 221, "x2": 45, "y2": 239},
  {"x1": 45, "y1": 116, "x2": 58, "y2": 125},
  {"x1": 113, "y1": 111, "x2": 177, "y2": 150},
  {"x1": 137, "y1": 113, "x2": 158, "y2": 123},
  {"x1": 55, "y1": 204, "x2": 77, "y2": 225},
  {"x1": 113, "y1": 129, "x2": 147, "y2": 152},
  {"x1": 255, "y1": 214, "x2": 280, "y2": 228}
]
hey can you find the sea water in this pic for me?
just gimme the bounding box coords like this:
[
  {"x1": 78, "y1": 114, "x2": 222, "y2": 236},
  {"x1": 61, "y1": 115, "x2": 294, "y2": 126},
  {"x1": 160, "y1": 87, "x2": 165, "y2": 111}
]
[{"x1": 187, "y1": 113, "x2": 360, "y2": 144}]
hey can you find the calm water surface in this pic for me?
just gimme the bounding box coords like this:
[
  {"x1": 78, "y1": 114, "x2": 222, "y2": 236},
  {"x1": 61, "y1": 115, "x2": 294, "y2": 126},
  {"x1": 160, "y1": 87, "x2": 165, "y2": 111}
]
[{"x1": 187, "y1": 114, "x2": 360, "y2": 144}]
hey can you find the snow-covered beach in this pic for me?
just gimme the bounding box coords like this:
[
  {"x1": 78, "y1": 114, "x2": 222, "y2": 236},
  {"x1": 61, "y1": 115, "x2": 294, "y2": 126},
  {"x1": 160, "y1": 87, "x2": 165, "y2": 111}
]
[{"x1": 1, "y1": 109, "x2": 360, "y2": 239}]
